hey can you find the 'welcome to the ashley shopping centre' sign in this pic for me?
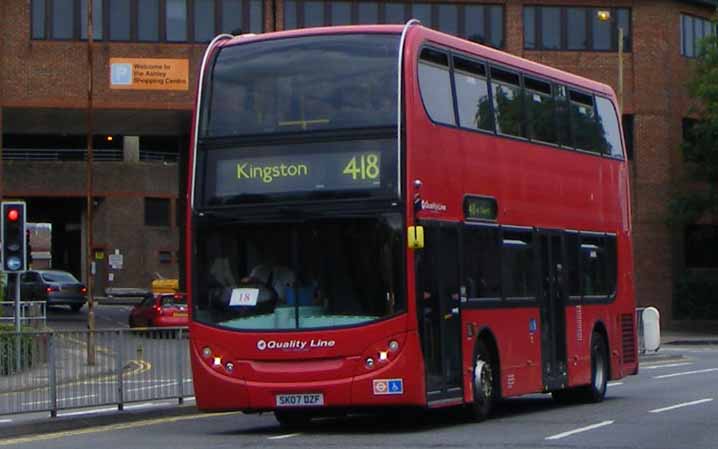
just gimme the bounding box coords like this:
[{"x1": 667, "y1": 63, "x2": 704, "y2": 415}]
[{"x1": 110, "y1": 58, "x2": 189, "y2": 91}]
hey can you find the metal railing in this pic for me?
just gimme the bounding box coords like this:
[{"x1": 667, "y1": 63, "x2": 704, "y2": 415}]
[
  {"x1": 140, "y1": 150, "x2": 179, "y2": 163},
  {"x1": 0, "y1": 301, "x2": 47, "y2": 328},
  {"x1": 2, "y1": 149, "x2": 122, "y2": 161},
  {"x1": 2, "y1": 148, "x2": 179, "y2": 163},
  {"x1": 0, "y1": 328, "x2": 193, "y2": 417}
]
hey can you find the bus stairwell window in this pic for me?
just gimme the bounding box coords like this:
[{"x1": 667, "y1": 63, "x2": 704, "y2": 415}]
[{"x1": 419, "y1": 49, "x2": 455, "y2": 125}]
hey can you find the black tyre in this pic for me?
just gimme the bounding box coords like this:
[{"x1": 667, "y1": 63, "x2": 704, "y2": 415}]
[
  {"x1": 469, "y1": 340, "x2": 497, "y2": 421},
  {"x1": 274, "y1": 410, "x2": 312, "y2": 428},
  {"x1": 579, "y1": 331, "x2": 609, "y2": 403},
  {"x1": 70, "y1": 304, "x2": 83, "y2": 312}
]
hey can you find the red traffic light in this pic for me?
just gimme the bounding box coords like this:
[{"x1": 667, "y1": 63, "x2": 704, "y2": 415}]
[{"x1": 7, "y1": 209, "x2": 19, "y2": 222}]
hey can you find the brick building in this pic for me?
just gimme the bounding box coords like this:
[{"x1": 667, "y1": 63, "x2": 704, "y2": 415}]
[{"x1": 0, "y1": 0, "x2": 715, "y2": 321}]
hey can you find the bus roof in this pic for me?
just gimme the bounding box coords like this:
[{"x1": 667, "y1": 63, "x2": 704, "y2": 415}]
[{"x1": 217, "y1": 24, "x2": 615, "y2": 98}]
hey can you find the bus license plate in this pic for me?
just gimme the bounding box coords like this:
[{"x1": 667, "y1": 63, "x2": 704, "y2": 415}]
[{"x1": 276, "y1": 393, "x2": 324, "y2": 407}]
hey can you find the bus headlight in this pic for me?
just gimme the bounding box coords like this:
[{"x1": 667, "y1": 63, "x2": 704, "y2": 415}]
[
  {"x1": 365, "y1": 357, "x2": 375, "y2": 369},
  {"x1": 202, "y1": 347, "x2": 212, "y2": 358},
  {"x1": 388, "y1": 340, "x2": 400, "y2": 352}
]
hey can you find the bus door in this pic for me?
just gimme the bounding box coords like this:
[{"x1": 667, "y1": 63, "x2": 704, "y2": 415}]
[
  {"x1": 538, "y1": 230, "x2": 568, "y2": 390},
  {"x1": 417, "y1": 222, "x2": 463, "y2": 400}
]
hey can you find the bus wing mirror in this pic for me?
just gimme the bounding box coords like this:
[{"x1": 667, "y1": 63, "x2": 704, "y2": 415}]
[{"x1": 407, "y1": 226, "x2": 424, "y2": 250}]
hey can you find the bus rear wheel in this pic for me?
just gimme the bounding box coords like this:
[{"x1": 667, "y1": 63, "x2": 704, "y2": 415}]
[
  {"x1": 274, "y1": 410, "x2": 312, "y2": 428},
  {"x1": 469, "y1": 340, "x2": 496, "y2": 421},
  {"x1": 552, "y1": 332, "x2": 609, "y2": 404},
  {"x1": 579, "y1": 331, "x2": 609, "y2": 403}
]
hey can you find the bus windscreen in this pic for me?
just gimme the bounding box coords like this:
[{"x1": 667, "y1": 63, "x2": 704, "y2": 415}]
[{"x1": 200, "y1": 34, "x2": 400, "y2": 138}]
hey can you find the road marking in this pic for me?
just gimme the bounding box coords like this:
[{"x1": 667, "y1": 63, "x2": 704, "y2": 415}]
[
  {"x1": 545, "y1": 420, "x2": 614, "y2": 440},
  {"x1": 649, "y1": 398, "x2": 713, "y2": 414},
  {"x1": 60, "y1": 407, "x2": 119, "y2": 417},
  {"x1": 268, "y1": 433, "x2": 302, "y2": 440},
  {"x1": 607, "y1": 382, "x2": 623, "y2": 387},
  {"x1": 58, "y1": 402, "x2": 162, "y2": 417},
  {"x1": 126, "y1": 382, "x2": 176, "y2": 393},
  {"x1": 0, "y1": 419, "x2": 11, "y2": 424},
  {"x1": 23, "y1": 394, "x2": 97, "y2": 406},
  {"x1": 653, "y1": 368, "x2": 718, "y2": 379},
  {"x1": 0, "y1": 412, "x2": 240, "y2": 446},
  {"x1": 643, "y1": 362, "x2": 693, "y2": 370}
]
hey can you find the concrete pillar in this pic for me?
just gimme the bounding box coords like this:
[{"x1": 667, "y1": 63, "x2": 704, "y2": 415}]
[{"x1": 123, "y1": 136, "x2": 140, "y2": 162}]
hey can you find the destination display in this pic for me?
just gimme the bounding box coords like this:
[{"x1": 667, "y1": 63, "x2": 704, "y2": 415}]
[
  {"x1": 201, "y1": 138, "x2": 400, "y2": 204},
  {"x1": 214, "y1": 151, "x2": 381, "y2": 197},
  {"x1": 464, "y1": 196, "x2": 498, "y2": 221}
]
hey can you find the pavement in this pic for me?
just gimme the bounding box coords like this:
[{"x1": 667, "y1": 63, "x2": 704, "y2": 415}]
[{"x1": 0, "y1": 327, "x2": 716, "y2": 441}]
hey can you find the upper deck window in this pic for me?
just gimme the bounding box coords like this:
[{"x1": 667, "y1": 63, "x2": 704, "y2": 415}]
[
  {"x1": 524, "y1": 6, "x2": 631, "y2": 52},
  {"x1": 201, "y1": 34, "x2": 399, "y2": 138},
  {"x1": 491, "y1": 67, "x2": 524, "y2": 138},
  {"x1": 453, "y1": 57, "x2": 492, "y2": 132}
]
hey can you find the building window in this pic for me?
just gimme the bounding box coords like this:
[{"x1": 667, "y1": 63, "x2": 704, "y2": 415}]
[
  {"x1": 145, "y1": 198, "x2": 171, "y2": 227},
  {"x1": 80, "y1": 0, "x2": 103, "y2": 40},
  {"x1": 358, "y1": 2, "x2": 379, "y2": 25},
  {"x1": 221, "y1": 0, "x2": 244, "y2": 34},
  {"x1": 194, "y1": 0, "x2": 216, "y2": 42},
  {"x1": 685, "y1": 225, "x2": 718, "y2": 268},
  {"x1": 32, "y1": 0, "x2": 46, "y2": 39},
  {"x1": 138, "y1": 0, "x2": 161, "y2": 41},
  {"x1": 166, "y1": 0, "x2": 188, "y2": 42},
  {"x1": 524, "y1": 6, "x2": 631, "y2": 52},
  {"x1": 159, "y1": 251, "x2": 173, "y2": 264},
  {"x1": 31, "y1": 0, "x2": 264, "y2": 42},
  {"x1": 682, "y1": 14, "x2": 716, "y2": 58},
  {"x1": 464, "y1": 5, "x2": 503, "y2": 48},
  {"x1": 623, "y1": 114, "x2": 634, "y2": 160},
  {"x1": 109, "y1": 0, "x2": 131, "y2": 41},
  {"x1": 384, "y1": 3, "x2": 405, "y2": 24},
  {"x1": 52, "y1": 0, "x2": 75, "y2": 39},
  {"x1": 281, "y1": 1, "x2": 504, "y2": 48}
]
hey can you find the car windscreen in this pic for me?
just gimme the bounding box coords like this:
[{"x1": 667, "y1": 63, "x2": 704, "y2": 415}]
[
  {"x1": 160, "y1": 295, "x2": 187, "y2": 307},
  {"x1": 41, "y1": 272, "x2": 79, "y2": 283},
  {"x1": 200, "y1": 33, "x2": 400, "y2": 138}
]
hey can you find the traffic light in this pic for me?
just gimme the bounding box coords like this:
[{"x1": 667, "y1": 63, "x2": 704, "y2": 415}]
[{"x1": 1, "y1": 202, "x2": 27, "y2": 272}]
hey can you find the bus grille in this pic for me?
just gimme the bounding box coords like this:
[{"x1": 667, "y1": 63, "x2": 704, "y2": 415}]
[{"x1": 621, "y1": 314, "x2": 636, "y2": 364}]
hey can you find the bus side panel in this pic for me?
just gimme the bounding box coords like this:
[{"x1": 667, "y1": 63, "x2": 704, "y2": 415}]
[
  {"x1": 563, "y1": 305, "x2": 591, "y2": 387},
  {"x1": 461, "y1": 308, "x2": 543, "y2": 399}
]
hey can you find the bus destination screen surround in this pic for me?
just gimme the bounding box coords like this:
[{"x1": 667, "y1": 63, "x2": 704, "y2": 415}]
[{"x1": 203, "y1": 139, "x2": 396, "y2": 203}]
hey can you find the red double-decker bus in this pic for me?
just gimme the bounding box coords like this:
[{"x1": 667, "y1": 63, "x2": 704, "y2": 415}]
[{"x1": 187, "y1": 22, "x2": 637, "y2": 426}]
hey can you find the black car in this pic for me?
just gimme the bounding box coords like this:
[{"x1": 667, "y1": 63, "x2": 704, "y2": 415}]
[{"x1": 20, "y1": 270, "x2": 87, "y2": 312}]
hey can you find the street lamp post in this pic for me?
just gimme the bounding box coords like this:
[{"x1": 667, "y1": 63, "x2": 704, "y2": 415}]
[
  {"x1": 86, "y1": 0, "x2": 96, "y2": 366},
  {"x1": 597, "y1": 10, "x2": 623, "y2": 113}
]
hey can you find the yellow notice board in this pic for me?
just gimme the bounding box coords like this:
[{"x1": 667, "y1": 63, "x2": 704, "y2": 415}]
[{"x1": 110, "y1": 58, "x2": 189, "y2": 91}]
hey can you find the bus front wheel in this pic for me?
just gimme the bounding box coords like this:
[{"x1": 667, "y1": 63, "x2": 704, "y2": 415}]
[{"x1": 469, "y1": 340, "x2": 496, "y2": 421}]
